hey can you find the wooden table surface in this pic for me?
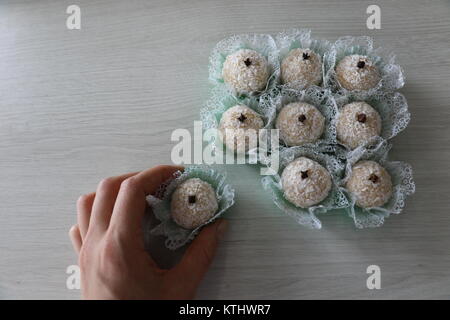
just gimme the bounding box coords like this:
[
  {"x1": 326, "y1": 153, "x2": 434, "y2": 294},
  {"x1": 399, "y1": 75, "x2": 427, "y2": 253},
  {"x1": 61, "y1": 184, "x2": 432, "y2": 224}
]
[{"x1": 1, "y1": 0, "x2": 450, "y2": 299}]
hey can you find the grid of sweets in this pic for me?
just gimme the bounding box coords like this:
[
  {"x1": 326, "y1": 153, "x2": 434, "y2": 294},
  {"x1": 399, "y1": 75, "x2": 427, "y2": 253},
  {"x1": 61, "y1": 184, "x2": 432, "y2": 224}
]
[{"x1": 202, "y1": 29, "x2": 414, "y2": 229}]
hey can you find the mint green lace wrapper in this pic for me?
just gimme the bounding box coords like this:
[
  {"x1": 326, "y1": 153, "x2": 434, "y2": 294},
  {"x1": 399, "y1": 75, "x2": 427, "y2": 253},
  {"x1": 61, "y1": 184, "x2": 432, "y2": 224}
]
[
  {"x1": 208, "y1": 33, "x2": 280, "y2": 97},
  {"x1": 261, "y1": 147, "x2": 349, "y2": 229},
  {"x1": 334, "y1": 91, "x2": 410, "y2": 150},
  {"x1": 323, "y1": 36, "x2": 405, "y2": 100},
  {"x1": 341, "y1": 139, "x2": 415, "y2": 228},
  {"x1": 200, "y1": 86, "x2": 276, "y2": 161},
  {"x1": 261, "y1": 86, "x2": 337, "y2": 152},
  {"x1": 146, "y1": 165, "x2": 235, "y2": 250},
  {"x1": 275, "y1": 28, "x2": 331, "y2": 89}
]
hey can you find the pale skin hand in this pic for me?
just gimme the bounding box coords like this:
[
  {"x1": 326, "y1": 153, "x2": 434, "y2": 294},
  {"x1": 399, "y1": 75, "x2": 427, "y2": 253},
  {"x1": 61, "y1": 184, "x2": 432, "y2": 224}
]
[{"x1": 69, "y1": 165, "x2": 228, "y2": 300}]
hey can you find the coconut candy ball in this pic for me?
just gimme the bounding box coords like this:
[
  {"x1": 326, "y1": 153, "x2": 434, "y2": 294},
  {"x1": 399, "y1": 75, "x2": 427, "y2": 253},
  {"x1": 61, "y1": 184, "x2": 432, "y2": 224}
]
[
  {"x1": 219, "y1": 104, "x2": 264, "y2": 153},
  {"x1": 222, "y1": 49, "x2": 269, "y2": 94},
  {"x1": 275, "y1": 102, "x2": 325, "y2": 147},
  {"x1": 336, "y1": 101, "x2": 382, "y2": 149},
  {"x1": 346, "y1": 160, "x2": 393, "y2": 208},
  {"x1": 281, "y1": 48, "x2": 322, "y2": 88},
  {"x1": 170, "y1": 178, "x2": 219, "y2": 229},
  {"x1": 281, "y1": 157, "x2": 332, "y2": 208},
  {"x1": 335, "y1": 55, "x2": 381, "y2": 91}
]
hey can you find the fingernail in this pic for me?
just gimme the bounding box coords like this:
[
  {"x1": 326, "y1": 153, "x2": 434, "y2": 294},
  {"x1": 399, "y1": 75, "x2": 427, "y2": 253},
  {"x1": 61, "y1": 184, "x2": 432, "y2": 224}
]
[{"x1": 216, "y1": 219, "x2": 228, "y2": 241}]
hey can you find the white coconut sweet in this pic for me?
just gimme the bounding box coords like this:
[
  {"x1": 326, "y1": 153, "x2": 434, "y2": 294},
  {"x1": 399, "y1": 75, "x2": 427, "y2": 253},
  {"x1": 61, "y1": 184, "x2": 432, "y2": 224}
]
[
  {"x1": 335, "y1": 55, "x2": 381, "y2": 91},
  {"x1": 275, "y1": 102, "x2": 325, "y2": 147},
  {"x1": 345, "y1": 160, "x2": 393, "y2": 208},
  {"x1": 219, "y1": 104, "x2": 264, "y2": 153},
  {"x1": 336, "y1": 101, "x2": 381, "y2": 149},
  {"x1": 281, "y1": 48, "x2": 322, "y2": 88},
  {"x1": 222, "y1": 49, "x2": 269, "y2": 94},
  {"x1": 281, "y1": 157, "x2": 332, "y2": 208},
  {"x1": 170, "y1": 178, "x2": 219, "y2": 229}
]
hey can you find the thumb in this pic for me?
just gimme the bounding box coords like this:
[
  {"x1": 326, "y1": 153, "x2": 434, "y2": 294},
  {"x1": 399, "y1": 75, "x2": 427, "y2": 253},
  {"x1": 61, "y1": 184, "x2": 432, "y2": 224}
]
[{"x1": 173, "y1": 219, "x2": 228, "y2": 287}]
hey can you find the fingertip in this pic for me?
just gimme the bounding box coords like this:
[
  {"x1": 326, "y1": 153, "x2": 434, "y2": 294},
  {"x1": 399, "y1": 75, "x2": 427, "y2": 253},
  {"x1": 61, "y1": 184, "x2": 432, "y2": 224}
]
[
  {"x1": 159, "y1": 164, "x2": 184, "y2": 178},
  {"x1": 193, "y1": 219, "x2": 228, "y2": 245},
  {"x1": 131, "y1": 165, "x2": 184, "y2": 196},
  {"x1": 69, "y1": 224, "x2": 79, "y2": 236},
  {"x1": 155, "y1": 164, "x2": 183, "y2": 172},
  {"x1": 215, "y1": 219, "x2": 228, "y2": 241},
  {"x1": 174, "y1": 165, "x2": 184, "y2": 172},
  {"x1": 164, "y1": 164, "x2": 185, "y2": 177}
]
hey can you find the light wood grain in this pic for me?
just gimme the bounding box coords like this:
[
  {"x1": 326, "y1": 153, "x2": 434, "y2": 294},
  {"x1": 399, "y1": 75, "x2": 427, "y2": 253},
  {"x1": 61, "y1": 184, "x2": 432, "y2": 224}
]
[{"x1": 1, "y1": 0, "x2": 450, "y2": 299}]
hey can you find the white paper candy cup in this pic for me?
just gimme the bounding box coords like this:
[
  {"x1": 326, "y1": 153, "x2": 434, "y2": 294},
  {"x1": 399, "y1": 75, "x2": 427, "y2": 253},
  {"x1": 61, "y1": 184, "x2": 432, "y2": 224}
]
[
  {"x1": 200, "y1": 86, "x2": 276, "y2": 160},
  {"x1": 209, "y1": 33, "x2": 280, "y2": 97},
  {"x1": 261, "y1": 86, "x2": 338, "y2": 150},
  {"x1": 341, "y1": 139, "x2": 415, "y2": 228},
  {"x1": 334, "y1": 91, "x2": 410, "y2": 150},
  {"x1": 261, "y1": 147, "x2": 349, "y2": 229},
  {"x1": 323, "y1": 36, "x2": 405, "y2": 100},
  {"x1": 275, "y1": 28, "x2": 331, "y2": 90}
]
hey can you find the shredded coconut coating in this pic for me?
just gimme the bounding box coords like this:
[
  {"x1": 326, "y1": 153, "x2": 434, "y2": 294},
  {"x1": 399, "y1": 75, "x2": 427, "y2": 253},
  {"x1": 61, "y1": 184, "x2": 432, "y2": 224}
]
[
  {"x1": 346, "y1": 160, "x2": 393, "y2": 208},
  {"x1": 336, "y1": 101, "x2": 381, "y2": 149},
  {"x1": 222, "y1": 49, "x2": 269, "y2": 94},
  {"x1": 335, "y1": 55, "x2": 381, "y2": 91},
  {"x1": 281, "y1": 48, "x2": 322, "y2": 88},
  {"x1": 219, "y1": 104, "x2": 264, "y2": 154},
  {"x1": 170, "y1": 178, "x2": 218, "y2": 229},
  {"x1": 276, "y1": 102, "x2": 325, "y2": 147},
  {"x1": 281, "y1": 157, "x2": 332, "y2": 208}
]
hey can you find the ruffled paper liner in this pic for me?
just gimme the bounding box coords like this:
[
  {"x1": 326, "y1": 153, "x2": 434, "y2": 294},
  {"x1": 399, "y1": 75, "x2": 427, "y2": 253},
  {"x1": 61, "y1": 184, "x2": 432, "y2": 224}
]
[
  {"x1": 146, "y1": 165, "x2": 235, "y2": 250},
  {"x1": 334, "y1": 91, "x2": 410, "y2": 150},
  {"x1": 261, "y1": 147, "x2": 350, "y2": 229},
  {"x1": 275, "y1": 28, "x2": 331, "y2": 90},
  {"x1": 261, "y1": 86, "x2": 338, "y2": 151},
  {"x1": 208, "y1": 33, "x2": 280, "y2": 97},
  {"x1": 323, "y1": 36, "x2": 405, "y2": 100},
  {"x1": 341, "y1": 139, "x2": 415, "y2": 228},
  {"x1": 200, "y1": 86, "x2": 276, "y2": 161}
]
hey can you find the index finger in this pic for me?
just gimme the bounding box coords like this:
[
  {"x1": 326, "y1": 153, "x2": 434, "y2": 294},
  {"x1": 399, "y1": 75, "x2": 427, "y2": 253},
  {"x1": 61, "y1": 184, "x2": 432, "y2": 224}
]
[
  {"x1": 133, "y1": 164, "x2": 184, "y2": 196},
  {"x1": 109, "y1": 165, "x2": 183, "y2": 236}
]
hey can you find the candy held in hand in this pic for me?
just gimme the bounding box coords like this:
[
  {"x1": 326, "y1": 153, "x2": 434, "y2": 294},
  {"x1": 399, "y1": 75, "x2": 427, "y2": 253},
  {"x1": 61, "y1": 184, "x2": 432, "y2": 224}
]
[
  {"x1": 222, "y1": 49, "x2": 269, "y2": 94},
  {"x1": 170, "y1": 178, "x2": 219, "y2": 229},
  {"x1": 281, "y1": 157, "x2": 332, "y2": 208},
  {"x1": 336, "y1": 101, "x2": 381, "y2": 149},
  {"x1": 335, "y1": 55, "x2": 381, "y2": 91},
  {"x1": 345, "y1": 160, "x2": 393, "y2": 208},
  {"x1": 276, "y1": 102, "x2": 325, "y2": 147},
  {"x1": 219, "y1": 104, "x2": 264, "y2": 153},
  {"x1": 281, "y1": 48, "x2": 322, "y2": 88}
]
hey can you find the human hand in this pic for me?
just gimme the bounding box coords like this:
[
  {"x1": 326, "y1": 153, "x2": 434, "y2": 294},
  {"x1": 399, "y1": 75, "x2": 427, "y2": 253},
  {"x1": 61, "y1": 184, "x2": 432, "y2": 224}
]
[{"x1": 69, "y1": 165, "x2": 228, "y2": 299}]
